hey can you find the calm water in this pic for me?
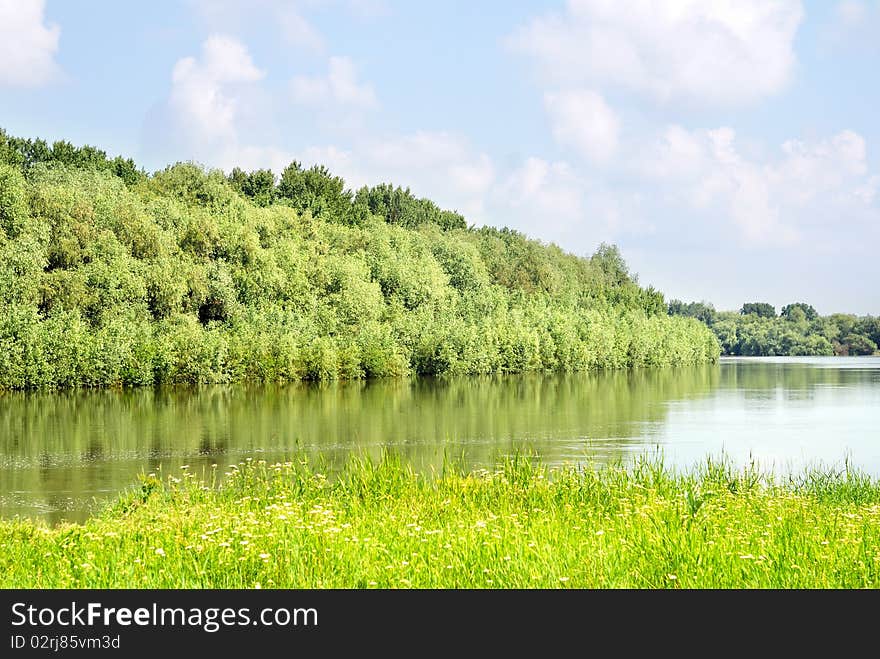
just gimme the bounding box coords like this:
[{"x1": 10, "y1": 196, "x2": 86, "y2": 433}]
[{"x1": 1, "y1": 356, "x2": 878, "y2": 523}]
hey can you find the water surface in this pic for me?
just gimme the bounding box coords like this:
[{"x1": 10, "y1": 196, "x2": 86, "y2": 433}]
[{"x1": 1, "y1": 357, "x2": 878, "y2": 523}]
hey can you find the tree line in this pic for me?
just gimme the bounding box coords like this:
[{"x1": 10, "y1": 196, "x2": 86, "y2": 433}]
[
  {"x1": 668, "y1": 300, "x2": 879, "y2": 356},
  {"x1": 0, "y1": 128, "x2": 718, "y2": 389}
]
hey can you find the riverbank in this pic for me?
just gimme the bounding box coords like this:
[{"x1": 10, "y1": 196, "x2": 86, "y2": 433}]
[{"x1": 2, "y1": 454, "x2": 879, "y2": 588}]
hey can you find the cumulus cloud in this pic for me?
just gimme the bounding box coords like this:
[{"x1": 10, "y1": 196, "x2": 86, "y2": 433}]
[
  {"x1": 368, "y1": 132, "x2": 494, "y2": 217},
  {"x1": 642, "y1": 125, "x2": 878, "y2": 244},
  {"x1": 509, "y1": 0, "x2": 803, "y2": 106},
  {"x1": 168, "y1": 35, "x2": 265, "y2": 146},
  {"x1": 291, "y1": 57, "x2": 378, "y2": 110},
  {"x1": 491, "y1": 157, "x2": 652, "y2": 252},
  {"x1": 496, "y1": 158, "x2": 584, "y2": 221},
  {"x1": 318, "y1": 132, "x2": 495, "y2": 219},
  {"x1": 152, "y1": 36, "x2": 385, "y2": 173},
  {"x1": 544, "y1": 89, "x2": 620, "y2": 162},
  {"x1": 0, "y1": 0, "x2": 60, "y2": 86}
]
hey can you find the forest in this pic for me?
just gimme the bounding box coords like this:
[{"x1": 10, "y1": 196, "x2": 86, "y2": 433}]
[
  {"x1": 0, "y1": 128, "x2": 718, "y2": 390},
  {"x1": 668, "y1": 300, "x2": 879, "y2": 356}
]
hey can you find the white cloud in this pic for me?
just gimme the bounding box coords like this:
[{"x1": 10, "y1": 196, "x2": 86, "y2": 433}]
[
  {"x1": 837, "y1": 0, "x2": 870, "y2": 22},
  {"x1": 855, "y1": 176, "x2": 880, "y2": 205},
  {"x1": 544, "y1": 89, "x2": 620, "y2": 162},
  {"x1": 169, "y1": 35, "x2": 265, "y2": 145},
  {"x1": 154, "y1": 37, "x2": 383, "y2": 174},
  {"x1": 823, "y1": 1, "x2": 880, "y2": 52},
  {"x1": 369, "y1": 132, "x2": 481, "y2": 173},
  {"x1": 190, "y1": 0, "x2": 325, "y2": 51},
  {"x1": 772, "y1": 131, "x2": 868, "y2": 201},
  {"x1": 642, "y1": 125, "x2": 878, "y2": 244},
  {"x1": 276, "y1": 7, "x2": 325, "y2": 51},
  {"x1": 490, "y1": 157, "x2": 651, "y2": 251},
  {"x1": 351, "y1": 132, "x2": 495, "y2": 219},
  {"x1": 493, "y1": 158, "x2": 596, "y2": 244},
  {"x1": 0, "y1": 0, "x2": 60, "y2": 87},
  {"x1": 509, "y1": 0, "x2": 803, "y2": 106},
  {"x1": 497, "y1": 158, "x2": 584, "y2": 220},
  {"x1": 291, "y1": 57, "x2": 378, "y2": 110}
]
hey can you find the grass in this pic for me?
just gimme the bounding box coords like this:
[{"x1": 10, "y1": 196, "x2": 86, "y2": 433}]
[{"x1": 2, "y1": 453, "x2": 880, "y2": 588}]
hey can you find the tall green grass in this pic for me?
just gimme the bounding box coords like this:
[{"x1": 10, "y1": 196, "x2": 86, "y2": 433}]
[{"x1": 3, "y1": 453, "x2": 878, "y2": 588}]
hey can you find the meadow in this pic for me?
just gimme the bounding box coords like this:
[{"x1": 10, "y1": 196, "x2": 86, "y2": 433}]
[{"x1": 2, "y1": 453, "x2": 878, "y2": 589}]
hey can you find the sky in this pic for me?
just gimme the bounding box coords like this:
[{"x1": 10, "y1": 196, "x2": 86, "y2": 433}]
[{"x1": 1, "y1": 0, "x2": 878, "y2": 315}]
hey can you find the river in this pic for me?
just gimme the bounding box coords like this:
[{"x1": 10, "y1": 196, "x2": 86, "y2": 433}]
[{"x1": 1, "y1": 356, "x2": 878, "y2": 523}]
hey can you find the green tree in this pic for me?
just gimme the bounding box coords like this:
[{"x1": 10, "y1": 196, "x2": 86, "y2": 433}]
[
  {"x1": 668, "y1": 300, "x2": 716, "y2": 324},
  {"x1": 855, "y1": 317, "x2": 880, "y2": 348},
  {"x1": 0, "y1": 128, "x2": 144, "y2": 185},
  {"x1": 0, "y1": 127, "x2": 721, "y2": 389},
  {"x1": 843, "y1": 334, "x2": 878, "y2": 356},
  {"x1": 781, "y1": 302, "x2": 818, "y2": 321},
  {"x1": 228, "y1": 167, "x2": 276, "y2": 207},
  {"x1": 740, "y1": 302, "x2": 776, "y2": 318},
  {"x1": 0, "y1": 164, "x2": 29, "y2": 238},
  {"x1": 277, "y1": 162, "x2": 354, "y2": 222},
  {"x1": 591, "y1": 243, "x2": 631, "y2": 287},
  {"x1": 353, "y1": 184, "x2": 466, "y2": 230}
]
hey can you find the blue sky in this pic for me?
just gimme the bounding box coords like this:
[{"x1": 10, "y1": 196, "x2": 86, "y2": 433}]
[{"x1": 1, "y1": 0, "x2": 878, "y2": 314}]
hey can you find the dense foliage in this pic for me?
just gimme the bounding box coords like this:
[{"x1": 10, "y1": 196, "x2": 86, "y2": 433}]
[
  {"x1": 0, "y1": 129, "x2": 718, "y2": 389},
  {"x1": 669, "y1": 299, "x2": 879, "y2": 356}
]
